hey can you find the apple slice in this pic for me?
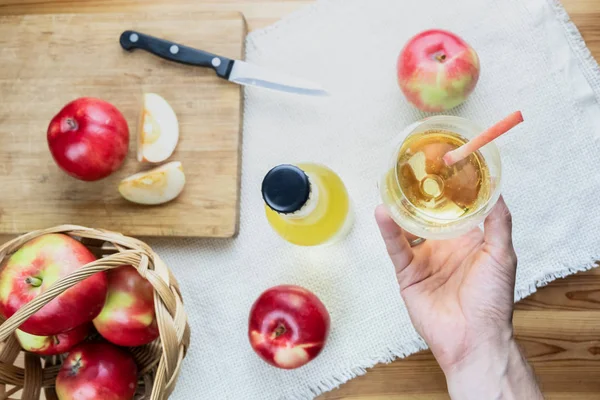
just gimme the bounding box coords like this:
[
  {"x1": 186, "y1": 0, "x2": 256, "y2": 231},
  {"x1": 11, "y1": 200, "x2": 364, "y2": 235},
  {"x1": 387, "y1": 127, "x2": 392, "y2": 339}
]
[
  {"x1": 118, "y1": 161, "x2": 185, "y2": 205},
  {"x1": 138, "y1": 93, "x2": 179, "y2": 163}
]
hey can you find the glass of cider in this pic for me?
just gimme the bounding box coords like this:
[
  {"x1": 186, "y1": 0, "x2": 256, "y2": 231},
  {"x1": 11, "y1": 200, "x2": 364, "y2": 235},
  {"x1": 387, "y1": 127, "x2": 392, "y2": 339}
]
[{"x1": 379, "y1": 116, "x2": 502, "y2": 240}]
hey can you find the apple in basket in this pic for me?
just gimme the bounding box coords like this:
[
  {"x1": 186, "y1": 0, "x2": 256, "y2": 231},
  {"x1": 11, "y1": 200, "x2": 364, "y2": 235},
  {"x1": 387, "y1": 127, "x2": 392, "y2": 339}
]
[
  {"x1": 55, "y1": 342, "x2": 138, "y2": 400},
  {"x1": 0, "y1": 234, "x2": 108, "y2": 336},
  {"x1": 47, "y1": 97, "x2": 129, "y2": 181},
  {"x1": 15, "y1": 322, "x2": 92, "y2": 356},
  {"x1": 248, "y1": 285, "x2": 330, "y2": 369},
  {"x1": 93, "y1": 265, "x2": 159, "y2": 347},
  {"x1": 397, "y1": 29, "x2": 480, "y2": 112}
]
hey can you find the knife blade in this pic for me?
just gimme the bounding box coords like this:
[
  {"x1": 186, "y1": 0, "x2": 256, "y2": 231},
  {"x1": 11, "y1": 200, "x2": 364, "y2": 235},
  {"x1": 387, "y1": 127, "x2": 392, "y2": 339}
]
[{"x1": 119, "y1": 30, "x2": 328, "y2": 96}]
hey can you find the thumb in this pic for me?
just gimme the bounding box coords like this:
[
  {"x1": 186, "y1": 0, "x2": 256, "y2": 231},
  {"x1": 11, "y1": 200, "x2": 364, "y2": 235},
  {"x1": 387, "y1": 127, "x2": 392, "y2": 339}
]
[
  {"x1": 483, "y1": 196, "x2": 517, "y2": 271},
  {"x1": 484, "y1": 196, "x2": 514, "y2": 250}
]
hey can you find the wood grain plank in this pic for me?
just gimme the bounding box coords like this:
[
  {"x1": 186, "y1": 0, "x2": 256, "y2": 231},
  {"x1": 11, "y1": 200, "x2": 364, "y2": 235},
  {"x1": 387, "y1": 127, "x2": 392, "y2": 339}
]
[
  {"x1": 517, "y1": 264, "x2": 600, "y2": 311},
  {"x1": 0, "y1": 11, "x2": 245, "y2": 237},
  {"x1": 563, "y1": 0, "x2": 600, "y2": 14},
  {"x1": 320, "y1": 355, "x2": 600, "y2": 397},
  {"x1": 320, "y1": 310, "x2": 600, "y2": 398},
  {"x1": 1, "y1": 0, "x2": 600, "y2": 38},
  {"x1": 0, "y1": 0, "x2": 307, "y2": 31},
  {"x1": 321, "y1": 394, "x2": 600, "y2": 400}
]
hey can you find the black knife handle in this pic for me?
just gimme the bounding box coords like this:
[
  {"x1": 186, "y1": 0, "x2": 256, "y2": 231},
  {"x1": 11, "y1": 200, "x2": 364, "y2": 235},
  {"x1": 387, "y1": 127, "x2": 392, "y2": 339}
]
[{"x1": 119, "y1": 30, "x2": 234, "y2": 79}]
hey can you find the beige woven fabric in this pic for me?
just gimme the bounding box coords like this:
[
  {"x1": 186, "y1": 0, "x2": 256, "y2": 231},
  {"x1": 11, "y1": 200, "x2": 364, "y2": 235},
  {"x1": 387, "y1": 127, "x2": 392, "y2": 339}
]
[{"x1": 162, "y1": 0, "x2": 600, "y2": 398}]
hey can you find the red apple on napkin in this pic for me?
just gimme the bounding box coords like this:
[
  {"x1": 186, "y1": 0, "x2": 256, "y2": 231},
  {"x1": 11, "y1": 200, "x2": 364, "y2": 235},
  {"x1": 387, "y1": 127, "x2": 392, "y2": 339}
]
[
  {"x1": 47, "y1": 97, "x2": 129, "y2": 181},
  {"x1": 397, "y1": 29, "x2": 480, "y2": 112},
  {"x1": 55, "y1": 342, "x2": 138, "y2": 400},
  {"x1": 248, "y1": 285, "x2": 330, "y2": 369},
  {"x1": 0, "y1": 234, "x2": 107, "y2": 336},
  {"x1": 93, "y1": 265, "x2": 159, "y2": 347}
]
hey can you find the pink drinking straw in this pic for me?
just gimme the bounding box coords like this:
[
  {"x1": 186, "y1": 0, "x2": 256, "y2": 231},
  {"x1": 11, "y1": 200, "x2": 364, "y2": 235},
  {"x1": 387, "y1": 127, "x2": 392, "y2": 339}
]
[{"x1": 443, "y1": 111, "x2": 524, "y2": 166}]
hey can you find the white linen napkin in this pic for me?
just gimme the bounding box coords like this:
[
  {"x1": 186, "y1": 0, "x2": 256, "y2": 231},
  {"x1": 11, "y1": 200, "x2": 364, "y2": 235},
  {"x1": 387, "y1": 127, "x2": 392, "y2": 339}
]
[{"x1": 159, "y1": 0, "x2": 600, "y2": 398}]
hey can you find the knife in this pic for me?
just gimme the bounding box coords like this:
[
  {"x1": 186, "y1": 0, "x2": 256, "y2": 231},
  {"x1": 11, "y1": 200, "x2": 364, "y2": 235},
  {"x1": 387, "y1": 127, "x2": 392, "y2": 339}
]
[{"x1": 119, "y1": 30, "x2": 328, "y2": 96}]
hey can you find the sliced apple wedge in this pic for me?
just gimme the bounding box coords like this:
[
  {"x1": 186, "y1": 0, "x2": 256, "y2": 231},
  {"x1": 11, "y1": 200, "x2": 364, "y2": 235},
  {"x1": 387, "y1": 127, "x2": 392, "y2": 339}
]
[
  {"x1": 118, "y1": 161, "x2": 185, "y2": 205},
  {"x1": 138, "y1": 93, "x2": 179, "y2": 163}
]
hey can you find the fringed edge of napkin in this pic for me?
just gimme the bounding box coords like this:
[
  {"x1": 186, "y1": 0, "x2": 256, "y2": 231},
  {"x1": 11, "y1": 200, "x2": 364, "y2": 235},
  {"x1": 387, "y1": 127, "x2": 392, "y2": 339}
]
[
  {"x1": 513, "y1": 0, "x2": 600, "y2": 302},
  {"x1": 516, "y1": 259, "x2": 600, "y2": 302},
  {"x1": 286, "y1": 337, "x2": 429, "y2": 400},
  {"x1": 548, "y1": 0, "x2": 600, "y2": 99}
]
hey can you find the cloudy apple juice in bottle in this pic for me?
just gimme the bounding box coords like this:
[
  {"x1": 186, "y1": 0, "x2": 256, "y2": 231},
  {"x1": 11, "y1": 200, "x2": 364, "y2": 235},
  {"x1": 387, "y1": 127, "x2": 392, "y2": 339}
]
[{"x1": 262, "y1": 164, "x2": 353, "y2": 246}]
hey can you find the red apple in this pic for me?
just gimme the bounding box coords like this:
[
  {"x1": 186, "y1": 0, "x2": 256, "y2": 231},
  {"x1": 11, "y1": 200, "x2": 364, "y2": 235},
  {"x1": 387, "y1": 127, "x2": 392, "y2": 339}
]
[
  {"x1": 0, "y1": 234, "x2": 107, "y2": 336},
  {"x1": 15, "y1": 323, "x2": 91, "y2": 356},
  {"x1": 93, "y1": 265, "x2": 159, "y2": 347},
  {"x1": 56, "y1": 342, "x2": 138, "y2": 400},
  {"x1": 397, "y1": 29, "x2": 480, "y2": 112},
  {"x1": 47, "y1": 97, "x2": 129, "y2": 181},
  {"x1": 248, "y1": 285, "x2": 330, "y2": 369}
]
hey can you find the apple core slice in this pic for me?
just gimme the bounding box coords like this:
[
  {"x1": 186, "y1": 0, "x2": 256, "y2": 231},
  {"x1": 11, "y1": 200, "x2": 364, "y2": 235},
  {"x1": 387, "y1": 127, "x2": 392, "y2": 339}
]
[
  {"x1": 137, "y1": 93, "x2": 179, "y2": 163},
  {"x1": 118, "y1": 161, "x2": 185, "y2": 205}
]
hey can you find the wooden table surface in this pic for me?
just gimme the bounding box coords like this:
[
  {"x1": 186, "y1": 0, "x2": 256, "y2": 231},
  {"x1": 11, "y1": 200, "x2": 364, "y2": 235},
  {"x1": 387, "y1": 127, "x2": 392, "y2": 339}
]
[{"x1": 1, "y1": 1, "x2": 600, "y2": 399}]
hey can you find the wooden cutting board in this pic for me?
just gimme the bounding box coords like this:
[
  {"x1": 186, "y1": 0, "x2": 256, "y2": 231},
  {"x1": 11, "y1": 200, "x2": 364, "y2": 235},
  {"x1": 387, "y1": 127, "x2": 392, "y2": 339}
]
[{"x1": 0, "y1": 11, "x2": 246, "y2": 238}]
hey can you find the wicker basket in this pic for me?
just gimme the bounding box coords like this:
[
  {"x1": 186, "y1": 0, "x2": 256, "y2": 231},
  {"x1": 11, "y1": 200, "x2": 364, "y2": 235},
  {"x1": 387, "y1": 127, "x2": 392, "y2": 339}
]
[{"x1": 0, "y1": 225, "x2": 190, "y2": 400}]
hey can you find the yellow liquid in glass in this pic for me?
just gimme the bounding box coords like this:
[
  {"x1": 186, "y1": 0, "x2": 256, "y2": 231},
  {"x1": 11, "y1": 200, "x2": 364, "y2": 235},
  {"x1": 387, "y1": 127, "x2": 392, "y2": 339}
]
[
  {"x1": 382, "y1": 130, "x2": 490, "y2": 226},
  {"x1": 265, "y1": 164, "x2": 351, "y2": 246}
]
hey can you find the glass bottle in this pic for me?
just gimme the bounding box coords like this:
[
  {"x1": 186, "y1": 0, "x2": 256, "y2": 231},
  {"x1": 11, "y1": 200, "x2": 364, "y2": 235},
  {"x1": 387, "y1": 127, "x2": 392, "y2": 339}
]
[{"x1": 262, "y1": 163, "x2": 353, "y2": 246}]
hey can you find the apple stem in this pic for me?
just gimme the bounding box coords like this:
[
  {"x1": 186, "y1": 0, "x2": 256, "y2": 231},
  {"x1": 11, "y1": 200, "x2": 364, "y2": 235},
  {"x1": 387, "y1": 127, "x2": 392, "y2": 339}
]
[
  {"x1": 65, "y1": 118, "x2": 78, "y2": 131},
  {"x1": 436, "y1": 53, "x2": 447, "y2": 62},
  {"x1": 25, "y1": 276, "x2": 42, "y2": 287},
  {"x1": 273, "y1": 324, "x2": 287, "y2": 338}
]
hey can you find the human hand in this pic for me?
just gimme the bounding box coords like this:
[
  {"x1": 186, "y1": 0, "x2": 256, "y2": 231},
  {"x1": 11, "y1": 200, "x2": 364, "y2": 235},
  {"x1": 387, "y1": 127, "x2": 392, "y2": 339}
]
[
  {"x1": 376, "y1": 197, "x2": 543, "y2": 399},
  {"x1": 375, "y1": 196, "x2": 517, "y2": 370}
]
